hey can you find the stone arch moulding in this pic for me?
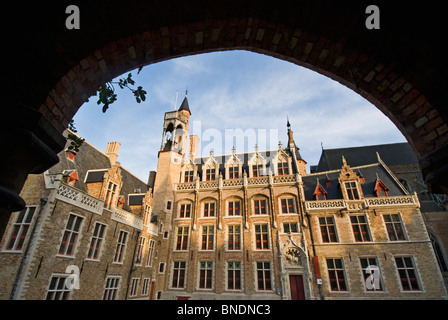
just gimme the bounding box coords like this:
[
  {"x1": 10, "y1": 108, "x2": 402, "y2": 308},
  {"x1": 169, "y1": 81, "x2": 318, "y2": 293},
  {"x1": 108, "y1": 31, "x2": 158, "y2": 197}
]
[{"x1": 2, "y1": 1, "x2": 448, "y2": 241}]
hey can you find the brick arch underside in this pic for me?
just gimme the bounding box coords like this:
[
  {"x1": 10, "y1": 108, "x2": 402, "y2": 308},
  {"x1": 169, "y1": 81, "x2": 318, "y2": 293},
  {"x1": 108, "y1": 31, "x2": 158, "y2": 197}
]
[{"x1": 36, "y1": 4, "x2": 447, "y2": 185}]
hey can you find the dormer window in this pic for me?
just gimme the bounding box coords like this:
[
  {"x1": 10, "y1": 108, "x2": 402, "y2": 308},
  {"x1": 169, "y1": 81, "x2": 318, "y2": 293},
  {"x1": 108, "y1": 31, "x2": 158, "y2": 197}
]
[
  {"x1": 229, "y1": 166, "x2": 239, "y2": 179},
  {"x1": 314, "y1": 183, "x2": 327, "y2": 201},
  {"x1": 65, "y1": 170, "x2": 78, "y2": 187},
  {"x1": 252, "y1": 164, "x2": 263, "y2": 177},
  {"x1": 206, "y1": 168, "x2": 216, "y2": 181},
  {"x1": 117, "y1": 196, "x2": 125, "y2": 209},
  {"x1": 344, "y1": 181, "x2": 360, "y2": 200},
  {"x1": 374, "y1": 177, "x2": 389, "y2": 197},
  {"x1": 277, "y1": 161, "x2": 289, "y2": 175},
  {"x1": 184, "y1": 170, "x2": 194, "y2": 183}
]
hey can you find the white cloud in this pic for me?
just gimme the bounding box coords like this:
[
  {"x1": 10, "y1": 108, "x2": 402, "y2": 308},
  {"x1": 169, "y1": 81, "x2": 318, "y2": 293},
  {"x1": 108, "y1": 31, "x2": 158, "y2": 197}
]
[{"x1": 74, "y1": 50, "x2": 406, "y2": 180}]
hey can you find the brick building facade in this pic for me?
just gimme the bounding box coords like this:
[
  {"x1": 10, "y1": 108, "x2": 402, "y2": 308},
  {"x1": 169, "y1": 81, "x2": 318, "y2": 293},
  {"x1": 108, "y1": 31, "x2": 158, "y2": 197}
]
[{"x1": 0, "y1": 94, "x2": 446, "y2": 300}]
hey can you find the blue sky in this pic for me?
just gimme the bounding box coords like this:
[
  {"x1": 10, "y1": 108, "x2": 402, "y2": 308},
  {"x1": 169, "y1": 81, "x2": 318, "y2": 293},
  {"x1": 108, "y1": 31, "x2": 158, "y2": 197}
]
[{"x1": 73, "y1": 50, "x2": 407, "y2": 182}]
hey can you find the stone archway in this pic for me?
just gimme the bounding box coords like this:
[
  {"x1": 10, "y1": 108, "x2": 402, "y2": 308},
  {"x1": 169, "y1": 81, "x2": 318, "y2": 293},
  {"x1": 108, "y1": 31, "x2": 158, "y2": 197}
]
[{"x1": 2, "y1": 1, "x2": 447, "y2": 238}]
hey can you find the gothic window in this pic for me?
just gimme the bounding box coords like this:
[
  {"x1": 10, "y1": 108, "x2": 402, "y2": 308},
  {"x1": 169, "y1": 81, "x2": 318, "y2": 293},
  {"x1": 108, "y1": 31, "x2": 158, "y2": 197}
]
[{"x1": 344, "y1": 181, "x2": 360, "y2": 200}]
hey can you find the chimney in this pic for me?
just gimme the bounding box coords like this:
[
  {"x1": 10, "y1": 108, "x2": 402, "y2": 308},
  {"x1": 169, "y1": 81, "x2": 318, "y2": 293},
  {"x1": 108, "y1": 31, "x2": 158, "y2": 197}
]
[
  {"x1": 106, "y1": 141, "x2": 121, "y2": 165},
  {"x1": 189, "y1": 135, "x2": 199, "y2": 160}
]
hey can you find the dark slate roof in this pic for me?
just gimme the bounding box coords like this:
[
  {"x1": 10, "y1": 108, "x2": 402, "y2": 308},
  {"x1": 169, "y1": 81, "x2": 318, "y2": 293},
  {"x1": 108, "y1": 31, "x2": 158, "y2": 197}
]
[
  {"x1": 178, "y1": 95, "x2": 191, "y2": 115},
  {"x1": 192, "y1": 147, "x2": 301, "y2": 179},
  {"x1": 316, "y1": 143, "x2": 418, "y2": 172},
  {"x1": 302, "y1": 163, "x2": 407, "y2": 201}
]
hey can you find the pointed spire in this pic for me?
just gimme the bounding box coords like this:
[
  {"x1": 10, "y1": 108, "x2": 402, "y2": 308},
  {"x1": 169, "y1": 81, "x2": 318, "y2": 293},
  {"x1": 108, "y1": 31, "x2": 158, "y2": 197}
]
[
  {"x1": 342, "y1": 155, "x2": 347, "y2": 166},
  {"x1": 178, "y1": 90, "x2": 191, "y2": 115},
  {"x1": 287, "y1": 116, "x2": 291, "y2": 129}
]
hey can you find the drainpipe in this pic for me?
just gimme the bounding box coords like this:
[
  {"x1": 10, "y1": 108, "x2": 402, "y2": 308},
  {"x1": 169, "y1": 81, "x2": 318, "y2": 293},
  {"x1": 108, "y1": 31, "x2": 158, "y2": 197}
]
[
  {"x1": 125, "y1": 229, "x2": 141, "y2": 300},
  {"x1": 9, "y1": 197, "x2": 48, "y2": 300}
]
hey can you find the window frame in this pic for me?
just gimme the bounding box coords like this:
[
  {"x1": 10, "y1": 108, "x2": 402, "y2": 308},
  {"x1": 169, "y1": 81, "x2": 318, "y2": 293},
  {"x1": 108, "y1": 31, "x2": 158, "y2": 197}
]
[
  {"x1": 103, "y1": 276, "x2": 121, "y2": 300},
  {"x1": 326, "y1": 258, "x2": 348, "y2": 292},
  {"x1": 198, "y1": 261, "x2": 214, "y2": 290},
  {"x1": 58, "y1": 213, "x2": 84, "y2": 257},
  {"x1": 201, "y1": 225, "x2": 215, "y2": 251},
  {"x1": 394, "y1": 256, "x2": 422, "y2": 292},
  {"x1": 318, "y1": 216, "x2": 338, "y2": 243},
  {"x1": 344, "y1": 181, "x2": 360, "y2": 200},
  {"x1": 175, "y1": 226, "x2": 189, "y2": 251},
  {"x1": 255, "y1": 261, "x2": 272, "y2": 291},
  {"x1": 227, "y1": 261, "x2": 242, "y2": 291},
  {"x1": 227, "y1": 224, "x2": 242, "y2": 251},
  {"x1": 350, "y1": 214, "x2": 372, "y2": 242},
  {"x1": 254, "y1": 224, "x2": 270, "y2": 250},
  {"x1": 113, "y1": 229, "x2": 129, "y2": 264},
  {"x1": 383, "y1": 213, "x2": 407, "y2": 241},
  {"x1": 86, "y1": 222, "x2": 107, "y2": 260},
  {"x1": 171, "y1": 261, "x2": 187, "y2": 289},
  {"x1": 4, "y1": 206, "x2": 37, "y2": 252},
  {"x1": 279, "y1": 197, "x2": 296, "y2": 214}
]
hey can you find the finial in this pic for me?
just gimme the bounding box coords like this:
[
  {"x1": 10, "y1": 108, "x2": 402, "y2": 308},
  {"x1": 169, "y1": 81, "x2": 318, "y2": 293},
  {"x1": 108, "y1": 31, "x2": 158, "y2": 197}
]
[
  {"x1": 342, "y1": 155, "x2": 347, "y2": 166},
  {"x1": 254, "y1": 144, "x2": 258, "y2": 153},
  {"x1": 287, "y1": 116, "x2": 291, "y2": 129},
  {"x1": 232, "y1": 146, "x2": 236, "y2": 154},
  {"x1": 278, "y1": 141, "x2": 283, "y2": 149},
  {"x1": 185, "y1": 87, "x2": 188, "y2": 96}
]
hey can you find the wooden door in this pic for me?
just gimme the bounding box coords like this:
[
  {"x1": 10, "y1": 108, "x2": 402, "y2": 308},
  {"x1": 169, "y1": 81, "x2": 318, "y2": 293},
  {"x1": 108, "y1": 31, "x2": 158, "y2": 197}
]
[{"x1": 289, "y1": 275, "x2": 305, "y2": 300}]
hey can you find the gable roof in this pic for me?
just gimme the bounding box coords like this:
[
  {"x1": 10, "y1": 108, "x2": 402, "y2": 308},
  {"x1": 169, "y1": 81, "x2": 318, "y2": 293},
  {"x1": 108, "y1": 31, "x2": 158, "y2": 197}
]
[
  {"x1": 316, "y1": 142, "x2": 418, "y2": 172},
  {"x1": 302, "y1": 163, "x2": 408, "y2": 201}
]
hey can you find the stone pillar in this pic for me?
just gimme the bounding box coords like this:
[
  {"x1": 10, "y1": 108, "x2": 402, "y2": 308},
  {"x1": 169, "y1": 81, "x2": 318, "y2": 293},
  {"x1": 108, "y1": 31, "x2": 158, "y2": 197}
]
[{"x1": 0, "y1": 103, "x2": 65, "y2": 239}]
